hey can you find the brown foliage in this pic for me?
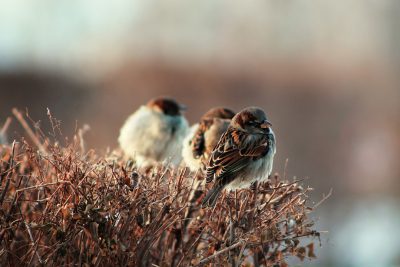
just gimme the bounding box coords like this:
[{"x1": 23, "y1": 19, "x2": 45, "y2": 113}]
[{"x1": 0, "y1": 112, "x2": 322, "y2": 266}]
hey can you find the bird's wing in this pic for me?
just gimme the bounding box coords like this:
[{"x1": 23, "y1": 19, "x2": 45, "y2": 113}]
[
  {"x1": 191, "y1": 119, "x2": 213, "y2": 158},
  {"x1": 205, "y1": 127, "x2": 271, "y2": 185}
]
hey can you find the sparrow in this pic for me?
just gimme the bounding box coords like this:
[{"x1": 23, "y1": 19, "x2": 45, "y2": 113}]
[
  {"x1": 202, "y1": 107, "x2": 276, "y2": 207},
  {"x1": 118, "y1": 97, "x2": 189, "y2": 167},
  {"x1": 182, "y1": 107, "x2": 235, "y2": 172}
]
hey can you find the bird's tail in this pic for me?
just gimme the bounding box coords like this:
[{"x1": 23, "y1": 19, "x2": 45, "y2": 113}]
[{"x1": 202, "y1": 183, "x2": 224, "y2": 207}]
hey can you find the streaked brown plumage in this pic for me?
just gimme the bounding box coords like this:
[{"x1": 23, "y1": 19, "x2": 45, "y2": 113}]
[
  {"x1": 202, "y1": 107, "x2": 276, "y2": 207},
  {"x1": 181, "y1": 107, "x2": 235, "y2": 172},
  {"x1": 191, "y1": 107, "x2": 235, "y2": 159}
]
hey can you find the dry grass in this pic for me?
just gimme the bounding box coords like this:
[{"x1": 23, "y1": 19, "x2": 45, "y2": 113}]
[{"x1": 0, "y1": 110, "x2": 323, "y2": 266}]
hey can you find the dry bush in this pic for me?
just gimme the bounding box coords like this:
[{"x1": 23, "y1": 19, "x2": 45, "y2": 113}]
[{"x1": 0, "y1": 111, "x2": 323, "y2": 266}]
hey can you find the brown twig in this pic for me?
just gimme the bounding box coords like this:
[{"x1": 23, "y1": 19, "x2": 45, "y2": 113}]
[
  {"x1": 12, "y1": 108, "x2": 47, "y2": 154},
  {"x1": 197, "y1": 240, "x2": 246, "y2": 266},
  {"x1": 313, "y1": 188, "x2": 333, "y2": 209},
  {"x1": 24, "y1": 222, "x2": 43, "y2": 264},
  {"x1": 15, "y1": 181, "x2": 71, "y2": 193},
  {"x1": 0, "y1": 117, "x2": 12, "y2": 135},
  {"x1": 0, "y1": 141, "x2": 16, "y2": 205}
]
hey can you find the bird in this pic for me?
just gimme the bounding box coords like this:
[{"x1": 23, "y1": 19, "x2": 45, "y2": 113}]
[
  {"x1": 182, "y1": 107, "x2": 235, "y2": 172},
  {"x1": 118, "y1": 97, "x2": 189, "y2": 168},
  {"x1": 202, "y1": 107, "x2": 276, "y2": 207}
]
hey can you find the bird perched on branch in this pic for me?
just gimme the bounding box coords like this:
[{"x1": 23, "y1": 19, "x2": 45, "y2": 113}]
[
  {"x1": 182, "y1": 107, "x2": 235, "y2": 172},
  {"x1": 202, "y1": 107, "x2": 276, "y2": 207},
  {"x1": 118, "y1": 97, "x2": 189, "y2": 168}
]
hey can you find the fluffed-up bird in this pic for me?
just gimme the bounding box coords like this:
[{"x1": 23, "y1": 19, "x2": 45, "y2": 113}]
[
  {"x1": 202, "y1": 107, "x2": 276, "y2": 207},
  {"x1": 118, "y1": 97, "x2": 189, "y2": 167},
  {"x1": 182, "y1": 107, "x2": 235, "y2": 172}
]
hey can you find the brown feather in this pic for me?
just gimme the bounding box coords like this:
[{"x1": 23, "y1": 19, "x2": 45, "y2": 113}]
[
  {"x1": 191, "y1": 107, "x2": 235, "y2": 159},
  {"x1": 205, "y1": 127, "x2": 270, "y2": 185}
]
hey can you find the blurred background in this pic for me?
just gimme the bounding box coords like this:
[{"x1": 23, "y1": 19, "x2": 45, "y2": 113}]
[{"x1": 1, "y1": 1, "x2": 399, "y2": 266}]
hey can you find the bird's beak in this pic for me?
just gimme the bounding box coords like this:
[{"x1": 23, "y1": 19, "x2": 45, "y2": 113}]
[
  {"x1": 179, "y1": 104, "x2": 187, "y2": 111},
  {"x1": 260, "y1": 120, "x2": 272, "y2": 128}
]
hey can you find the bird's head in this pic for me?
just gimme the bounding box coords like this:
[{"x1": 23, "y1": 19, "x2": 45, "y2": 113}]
[
  {"x1": 231, "y1": 107, "x2": 272, "y2": 134},
  {"x1": 147, "y1": 97, "x2": 186, "y2": 116},
  {"x1": 202, "y1": 107, "x2": 235, "y2": 121}
]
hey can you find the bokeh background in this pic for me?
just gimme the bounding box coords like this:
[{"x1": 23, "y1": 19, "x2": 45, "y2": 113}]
[{"x1": 1, "y1": 1, "x2": 399, "y2": 266}]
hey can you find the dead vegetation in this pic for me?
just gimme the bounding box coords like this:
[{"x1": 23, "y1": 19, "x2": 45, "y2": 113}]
[{"x1": 0, "y1": 110, "x2": 323, "y2": 266}]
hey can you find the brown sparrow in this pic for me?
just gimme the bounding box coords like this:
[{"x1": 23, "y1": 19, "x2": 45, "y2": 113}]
[
  {"x1": 118, "y1": 97, "x2": 189, "y2": 167},
  {"x1": 202, "y1": 107, "x2": 276, "y2": 207},
  {"x1": 182, "y1": 107, "x2": 235, "y2": 172}
]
